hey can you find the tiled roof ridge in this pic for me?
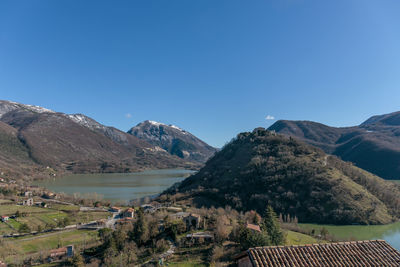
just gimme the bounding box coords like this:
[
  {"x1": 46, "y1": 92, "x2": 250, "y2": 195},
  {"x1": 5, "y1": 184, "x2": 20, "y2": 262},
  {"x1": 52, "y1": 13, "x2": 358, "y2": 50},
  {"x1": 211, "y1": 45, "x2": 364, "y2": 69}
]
[
  {"x1": 249, "y1": 239, "x2": 387, "y2": 250},
  {"x1": 247, "y1": 239, "x2": 400, "y2": 267}
]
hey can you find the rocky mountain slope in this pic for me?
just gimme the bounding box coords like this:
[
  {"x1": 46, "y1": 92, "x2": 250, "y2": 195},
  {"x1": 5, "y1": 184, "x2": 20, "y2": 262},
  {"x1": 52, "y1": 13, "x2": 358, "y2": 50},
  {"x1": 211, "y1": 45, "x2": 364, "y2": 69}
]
[
  {"x1": 128, "y1": 120, "x2": 217, "y2": 163},
  {"x1": 168, "y1": 128, "x2": 400, "y2": 225},
  {"x1": 0, "y1": 100, "x2": 197, "y2": 178},
  {"x1": 268, "y1": 111, "x2": 400, "y2": 180},
  {"x1": 0, "y1": 120, "x2": 41, "y2": 179}
]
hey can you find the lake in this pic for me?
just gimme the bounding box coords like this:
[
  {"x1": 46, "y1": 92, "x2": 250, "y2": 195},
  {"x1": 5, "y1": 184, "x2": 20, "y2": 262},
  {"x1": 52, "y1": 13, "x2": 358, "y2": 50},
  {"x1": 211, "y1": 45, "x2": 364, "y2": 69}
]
[
  {"x1": 35, "y1": 173, "x2": 400, "y2": 250},
  {"x1": 299, "y1": 222, "x2": 400, "y2": 251},
  {"x1": 35, "y1": 169, "x2": 195, "y2": 204}
]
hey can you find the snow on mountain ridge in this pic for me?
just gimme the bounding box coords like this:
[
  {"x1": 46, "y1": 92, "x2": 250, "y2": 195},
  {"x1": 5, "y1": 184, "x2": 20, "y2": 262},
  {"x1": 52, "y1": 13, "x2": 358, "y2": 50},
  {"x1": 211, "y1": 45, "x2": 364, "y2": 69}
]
[
  {"x1": 129, "y1": 120, "x2": 217, "y2": 163},
  {"x1": 67, "y1": 114, "x2": 106, "y2": 130},
  {"x1": 169, "y1": 124, "x2": 185, "y2": 132},
  {"x1": 22, "y1": 104, "x2": 55, "y2": 114},
  {"x1": 8, "y1": 101, "x2": 55, "y2": 114},
  {"x1": 0, "y1": 100, "x2": 55, "y2": 118},
  {"x1": 145, "y1": 120, "x2": 187, "y2": 134},
  {"x1": 148, "y1": 120, "x2": 163, "y2": 126}
]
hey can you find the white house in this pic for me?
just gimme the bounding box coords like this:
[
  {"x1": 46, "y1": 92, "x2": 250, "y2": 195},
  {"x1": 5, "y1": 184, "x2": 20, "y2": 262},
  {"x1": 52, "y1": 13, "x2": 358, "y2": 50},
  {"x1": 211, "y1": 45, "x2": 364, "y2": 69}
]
[{"x1": 22, "y1": 198, "x2": 34, "y2": 206}]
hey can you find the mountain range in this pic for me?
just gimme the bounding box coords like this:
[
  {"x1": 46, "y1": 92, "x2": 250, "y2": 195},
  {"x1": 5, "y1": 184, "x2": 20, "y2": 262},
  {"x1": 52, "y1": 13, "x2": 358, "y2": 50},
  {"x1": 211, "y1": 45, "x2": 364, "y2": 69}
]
[
  {"x1": 2, "y1": 98, "x2": 400, "y2": 186},
  {"x1": 268, "y1": 111, "x2": 400, "y2": 180},
  {"x1": 0, "y1": 100, "x2": 216, "y2": 179},
  {"x1": 168, "y1": 128, "x2": 400, "y2": 224},
  {"x1": 129, "y1": 120, "x2": 218, "y2": 163}
]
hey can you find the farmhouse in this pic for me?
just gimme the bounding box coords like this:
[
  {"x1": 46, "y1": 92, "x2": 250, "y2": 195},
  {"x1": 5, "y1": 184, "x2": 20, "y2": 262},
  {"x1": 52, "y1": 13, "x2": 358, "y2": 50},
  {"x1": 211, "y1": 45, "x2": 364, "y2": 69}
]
[
  {"x1": 1, "y1": 215, "x2": 9, "y2": 222},
  {"x1": 183, "y1": 213, "x2": 201, "y2": 230},
  {"x1": 110, "y1": 206, "x2": 122, "y2": 213},
  {"x1": 185, "y1": 232, "x2": 214, "y2": 245},
  {"x1": 24, "y1": 191, "x2": 32, "y2": 197},
  {"x1": 171, "y1": 211, "x2": 189, "y2": 220},
  {"x1": 123, "y1": 208, "x2": 135, "y2": 218},
  {"x1": 22, "y1": 198, "x2": 34, "y2": 206},
  {"x1": 141, "y1": 204, "x2": 156, "y2": 213},
  {"x1": 236, "y1": 240, "x2": 400, "y2": 267},
  {"x1": 48, "y1": 245, "x2": 74, "y2": 260}
]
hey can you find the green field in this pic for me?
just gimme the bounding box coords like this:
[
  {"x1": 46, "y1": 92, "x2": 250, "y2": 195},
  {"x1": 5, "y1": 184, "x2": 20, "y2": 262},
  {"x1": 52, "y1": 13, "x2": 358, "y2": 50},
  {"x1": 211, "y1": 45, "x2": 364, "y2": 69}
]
[
  {"x1": 0, "y1": 221, "x2": 12, "y2": 234},
  {"x1": 6, "y1": 218, "x2": 21, "y2": 229},
  {"x1": 165, "y1": 245, "x2": 211, "y2": 267},
  {"x1": 0, "y1": 199, "x2": 13, "y2": 204},
  {"x1": 1, "y1": 229, "x2": 99, "y2": 264},
  {"x1": 0, "y1": 203, "x2": 110, "y2": 235},
  {"x1": 0, "y1": 204, "x2": 47, "y2": 215},
  {"x1": 298, "y1": 222, "x2": 400, "y2": 241},
  {"x1": 49, "y1": 203, "x2": 80, "y2": 211},
  {"x1": 285, "y1": 230, "x2": 320, "y2": 245},
  {"x1": 17, "y1": 229, "x2": 99, "y2": 253}
]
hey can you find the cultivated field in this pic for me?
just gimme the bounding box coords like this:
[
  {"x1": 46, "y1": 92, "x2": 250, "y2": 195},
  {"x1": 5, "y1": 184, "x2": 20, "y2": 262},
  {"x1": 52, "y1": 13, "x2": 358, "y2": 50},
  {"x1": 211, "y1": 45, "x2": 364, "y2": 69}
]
[
  {"x1": 0, "y1": 200, "x2": 110, "y2": 264},
  {"x1": 1, "y1": 229, "x2": 99, "y2": 264},
  {"x1": 0, "y1": 202, "x2": 111, "y2": 235}
]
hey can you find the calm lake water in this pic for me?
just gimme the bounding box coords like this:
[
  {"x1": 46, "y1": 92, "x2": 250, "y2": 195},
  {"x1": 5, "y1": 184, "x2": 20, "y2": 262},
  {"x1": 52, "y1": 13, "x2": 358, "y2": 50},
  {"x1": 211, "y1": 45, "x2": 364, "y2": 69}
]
[
  {"x1": 299, "y1": 222, "x2": 400, "y2": 250},
  {"x1": 36, "y1": 174, "x2": 400, "y2": 249},
  {"x1": 35, "y1": 169, "x2": 195, "y2": 204}
]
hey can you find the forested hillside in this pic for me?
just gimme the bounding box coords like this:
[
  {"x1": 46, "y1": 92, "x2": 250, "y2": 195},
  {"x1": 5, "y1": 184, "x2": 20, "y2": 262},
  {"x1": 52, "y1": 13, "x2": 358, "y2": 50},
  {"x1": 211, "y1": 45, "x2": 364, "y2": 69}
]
[{"x1": 169, "y1": 128, "x2": 400, "y2": 225}]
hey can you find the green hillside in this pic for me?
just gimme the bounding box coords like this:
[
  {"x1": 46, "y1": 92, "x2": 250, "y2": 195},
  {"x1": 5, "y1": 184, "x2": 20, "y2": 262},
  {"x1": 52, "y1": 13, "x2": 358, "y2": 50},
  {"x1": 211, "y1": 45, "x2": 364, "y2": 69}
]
[{"x1": 170, "y1": 128, "x2": 400, "y2": 225}]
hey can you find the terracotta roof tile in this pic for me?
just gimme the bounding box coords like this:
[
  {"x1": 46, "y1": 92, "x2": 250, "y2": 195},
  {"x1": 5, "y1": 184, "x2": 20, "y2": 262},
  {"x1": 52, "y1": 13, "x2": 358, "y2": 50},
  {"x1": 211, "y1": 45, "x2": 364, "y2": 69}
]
[
  {"x1": 245, "y1": 223, "x2": 262, "y2": 232},
  {"x1": 247, "y1": 240, "x2": 400, "y2": 267}
]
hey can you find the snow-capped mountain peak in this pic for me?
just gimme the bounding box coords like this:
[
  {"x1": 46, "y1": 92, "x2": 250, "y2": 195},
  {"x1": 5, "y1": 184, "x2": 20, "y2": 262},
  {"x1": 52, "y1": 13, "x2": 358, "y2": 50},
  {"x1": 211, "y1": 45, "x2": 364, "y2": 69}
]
[
  {"x1": 144, "y1": 120, "x2": 186, "y2": 134},
  {"x1": 148, "y1": 120, "x2": 163, "y2": 126},
  {"x1": 169, "y1": 124, "x2": 185, "y2": 132},
  {"x1": 128, "y1": 120, "x2": 217, "y2": 163},
  {"x1": 0, "y1": 100, "x2": 55, "y2": 118}
]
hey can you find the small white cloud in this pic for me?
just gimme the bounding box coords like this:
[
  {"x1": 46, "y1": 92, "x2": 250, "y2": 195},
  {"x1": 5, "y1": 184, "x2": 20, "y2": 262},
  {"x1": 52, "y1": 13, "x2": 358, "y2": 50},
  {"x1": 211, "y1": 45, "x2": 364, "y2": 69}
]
[
  {"x1": 265, "y1": 115, "x2": 275, "y2": 120},
  {"x1": 125, "y1": 113, "x2": 132, "y2": 118}
]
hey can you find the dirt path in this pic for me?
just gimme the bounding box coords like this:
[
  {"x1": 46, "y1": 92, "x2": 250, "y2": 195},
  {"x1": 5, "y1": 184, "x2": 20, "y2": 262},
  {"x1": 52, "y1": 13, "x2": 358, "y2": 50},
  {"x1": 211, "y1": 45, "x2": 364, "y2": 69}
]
[{"x1": 134, "y1": 239, "x2": 176, "y2": 266}]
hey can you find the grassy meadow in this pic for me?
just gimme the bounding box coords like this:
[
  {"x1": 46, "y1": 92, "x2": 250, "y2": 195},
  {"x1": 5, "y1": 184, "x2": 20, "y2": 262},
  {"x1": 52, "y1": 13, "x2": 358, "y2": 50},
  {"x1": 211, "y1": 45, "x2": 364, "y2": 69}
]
[
  {"x1": 0, "y1": 201, "x2": 111, "y2": 235},
  {"x1": 285, "y1": 230, "x2": 320, "y2": 245},
  {"x1": 1, "y1": 229, "x2": 99, "y2": 264},
  {"x1": 0, "y1": 200, "x2": 110, "y2": 264}
]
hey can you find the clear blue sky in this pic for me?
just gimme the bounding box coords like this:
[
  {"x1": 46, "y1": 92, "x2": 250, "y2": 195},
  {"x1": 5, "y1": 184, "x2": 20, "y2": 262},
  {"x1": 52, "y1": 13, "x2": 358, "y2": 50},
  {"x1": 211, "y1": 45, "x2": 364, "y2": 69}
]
[{"x1": 1, "y1": 0, "x2": 400, "y2": 147}]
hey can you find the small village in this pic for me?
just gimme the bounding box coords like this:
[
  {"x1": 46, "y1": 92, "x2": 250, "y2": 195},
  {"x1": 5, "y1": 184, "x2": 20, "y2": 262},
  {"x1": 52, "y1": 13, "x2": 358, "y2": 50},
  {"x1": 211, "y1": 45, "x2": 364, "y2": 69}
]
[
  {"x1": 2, "y1": 176, "x2": 400, "y2": 267},
  {"x1": 0, "y1": 176, "x2": 323, "y2": 266},
  {"x1": 0, "y1": 135, "x2": 400, "y2": 267},
  {"x1": 4, "y1": 0, "x2": 400, "y2": 265}
]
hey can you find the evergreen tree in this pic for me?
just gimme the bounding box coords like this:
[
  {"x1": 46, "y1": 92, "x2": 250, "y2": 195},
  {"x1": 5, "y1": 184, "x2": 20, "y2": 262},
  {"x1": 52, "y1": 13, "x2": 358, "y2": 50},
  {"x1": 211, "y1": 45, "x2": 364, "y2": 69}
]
[
  {"x1": 131, "y1": 208, "x2": 149, "y2": 245},
  {"x1": 70, "y1": 253, "x2": 85, "y2": 267},
  {"x1": 237, "y1": 225, "x2": 270, "y2": 250},
  {"x1": 98, "y1": 228, "x2": 113, "y2": 245},
  {"x1": 113, "y1": 228, "x2": 128, "y2": 251},
  {"x1": 18, "y1": 223, "x2": 30, "y2": 233},
  {"x1": 262, "y1": 205, "x2": 285, "y2": 245}
]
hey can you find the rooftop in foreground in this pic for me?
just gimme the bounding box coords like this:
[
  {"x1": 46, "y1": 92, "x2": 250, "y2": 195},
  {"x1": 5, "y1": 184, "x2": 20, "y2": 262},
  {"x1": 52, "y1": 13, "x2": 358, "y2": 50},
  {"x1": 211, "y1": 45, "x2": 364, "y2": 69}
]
[{"x1": 237, "y1": 240, "x2": 400, "y2": 267}]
